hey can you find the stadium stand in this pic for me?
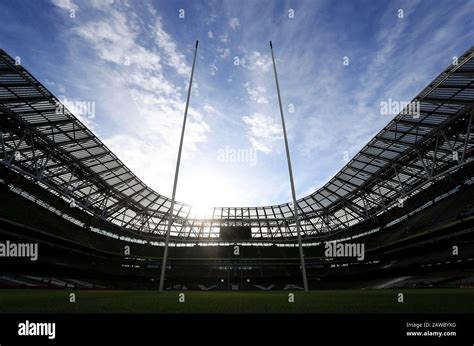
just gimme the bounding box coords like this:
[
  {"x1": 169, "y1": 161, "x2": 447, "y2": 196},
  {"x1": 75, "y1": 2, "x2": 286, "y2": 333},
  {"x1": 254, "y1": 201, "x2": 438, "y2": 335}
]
[{"x1": 0, "y1": 46, "x2": 473, "y2": 290}]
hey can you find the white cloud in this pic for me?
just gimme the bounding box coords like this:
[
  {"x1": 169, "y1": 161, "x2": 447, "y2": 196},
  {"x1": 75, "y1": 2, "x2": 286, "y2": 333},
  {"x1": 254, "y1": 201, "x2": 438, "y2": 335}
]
[
  {"x1": 205, "y1": 14, "x2": 217, "y2": 25},
  {"x1": 209, "y1": 62, "x2": 218, "y2": 76},
  {"x1": 203, "y1": 104, "x2": 219, "y2": 115},
  {"x1": 55, "y1": 1, "x2": 210, "y2": 197},
  {"x1": 217, "y1": 47, "x2": 230, "y2": 59},
  {"x1": 219, "y1": 33, "x2": 229, "y2": 43},
  {"x1": 154, "y1": 17, "x2": 191, "y2": 76},
  {"x1": 244, "y1": 82, "x2": 268, "y2": 104},
  {"x1": 51, "y1": 0, "x2": 78, "y2": 10},
  {"x1": 242, "y1": 51, "x2": 272, "y2": 72},
  {"x1": 207, "y1": 31, "x2": 213, "y2": 39},
  {"x1": 228, "y1": 17, "x2": 240, "y2": 30},
  {"x1": 89, "y1": 0, "x2": 114, "y2": 9},
  {"x1": 242, "y1": 113, "x2": 282, "y2": 154}
]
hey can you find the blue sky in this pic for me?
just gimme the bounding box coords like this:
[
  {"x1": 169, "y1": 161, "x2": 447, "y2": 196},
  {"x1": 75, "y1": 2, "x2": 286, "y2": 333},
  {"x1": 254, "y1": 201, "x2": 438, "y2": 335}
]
[{"x1": 1, "y1": 0, "x2": 472, "y2": 208}]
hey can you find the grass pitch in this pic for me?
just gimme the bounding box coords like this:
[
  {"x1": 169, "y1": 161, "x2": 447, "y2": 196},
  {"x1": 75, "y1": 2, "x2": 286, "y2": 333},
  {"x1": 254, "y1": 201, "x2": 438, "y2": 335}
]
[{"x1": 0, "y1": 289, "x2": 472, "y2": 314}]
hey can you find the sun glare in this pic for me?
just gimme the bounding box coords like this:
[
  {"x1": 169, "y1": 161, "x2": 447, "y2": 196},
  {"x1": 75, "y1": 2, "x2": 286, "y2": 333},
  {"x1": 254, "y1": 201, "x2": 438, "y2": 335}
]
[{"x1": 179, "y1": 168, "x2": 237, "y2": 217}]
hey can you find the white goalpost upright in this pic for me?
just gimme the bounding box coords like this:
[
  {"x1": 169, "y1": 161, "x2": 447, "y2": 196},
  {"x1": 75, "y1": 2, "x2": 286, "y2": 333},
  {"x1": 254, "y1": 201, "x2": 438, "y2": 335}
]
[
  {"x1": 159, "y1": 40, "x2": 199, "y2": 292},
  {"x1": 269, "y1": 41, "x2": 309, "y2": 292}
]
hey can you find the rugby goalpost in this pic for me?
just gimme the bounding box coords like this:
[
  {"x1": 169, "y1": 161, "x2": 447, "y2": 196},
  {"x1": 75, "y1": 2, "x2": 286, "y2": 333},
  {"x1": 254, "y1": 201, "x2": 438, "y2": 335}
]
[{"x1": 159, "y1": 41, "x2": 309, "y2": 292}]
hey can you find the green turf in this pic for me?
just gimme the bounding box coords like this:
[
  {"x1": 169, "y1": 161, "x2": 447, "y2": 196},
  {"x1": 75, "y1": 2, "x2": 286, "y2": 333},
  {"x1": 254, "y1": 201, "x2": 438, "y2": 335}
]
[{"x1": 0, "y1": 289, "x2": 472, "y2": 313}]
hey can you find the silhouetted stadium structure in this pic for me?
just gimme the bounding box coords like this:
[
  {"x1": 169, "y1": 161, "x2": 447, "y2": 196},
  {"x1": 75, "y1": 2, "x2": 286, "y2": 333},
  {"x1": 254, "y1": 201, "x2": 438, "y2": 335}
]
[{"x1": 0, "y1": 47, "x2": 473, "y2": 290}]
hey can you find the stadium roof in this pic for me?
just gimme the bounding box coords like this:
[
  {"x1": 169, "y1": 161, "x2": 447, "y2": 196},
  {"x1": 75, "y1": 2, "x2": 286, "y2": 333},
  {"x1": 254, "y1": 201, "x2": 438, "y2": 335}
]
[{"x1": 0, "y1": 47, "x2": 473, "y2": 241}]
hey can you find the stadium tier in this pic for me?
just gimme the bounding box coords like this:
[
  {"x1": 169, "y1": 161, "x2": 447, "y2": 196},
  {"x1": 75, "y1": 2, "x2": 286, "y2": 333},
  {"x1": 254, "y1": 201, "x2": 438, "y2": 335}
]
[{"x1": 0, "y1": 47, "x2": 473, "y2": 290}]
